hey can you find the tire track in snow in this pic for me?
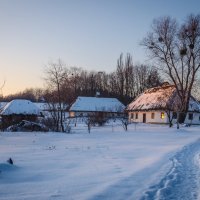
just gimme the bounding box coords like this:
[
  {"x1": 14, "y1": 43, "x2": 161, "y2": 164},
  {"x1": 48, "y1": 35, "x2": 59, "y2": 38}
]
[{"x1": 140, "y1": 140, "x2": 200, "y2": 200}]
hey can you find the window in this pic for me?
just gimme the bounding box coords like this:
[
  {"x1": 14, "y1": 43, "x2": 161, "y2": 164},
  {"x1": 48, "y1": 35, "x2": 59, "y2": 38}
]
[
  {"x1": 161, "y1": 112, "x2": 165, "y2": 119},
  {"x1": 151, "y1": 113, "x2": 155, "y2": 119},
  {"x1": 199, "y1": 116, "x2": 200, "y2": 121},
  {"x1": 131, "y1": 113, "x2": 134, "y2": 119},
  {"x1": 70, "y1": 112, "x2": 75, "y2": 117},
  {"x1": 188, "y1": 113, "x2": 193, "y2": 120},
  {"x1": 135, "y1": 113, "x2": 138, "y2": 119},
  {"x1": 172, "y1": 112, "x2": 177, "y2": 119}
]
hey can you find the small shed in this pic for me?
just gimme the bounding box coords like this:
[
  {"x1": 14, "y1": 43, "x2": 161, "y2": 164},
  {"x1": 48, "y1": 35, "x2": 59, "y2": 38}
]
[{"x1": 0, "y1": 99, "x2": 42, "y2": 129}]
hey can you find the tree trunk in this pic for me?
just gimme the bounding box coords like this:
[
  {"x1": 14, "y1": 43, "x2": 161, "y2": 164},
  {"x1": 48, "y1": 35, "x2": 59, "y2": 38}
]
[{"x1": 178, "y1": 112, "x2": 187, "y2": 123}]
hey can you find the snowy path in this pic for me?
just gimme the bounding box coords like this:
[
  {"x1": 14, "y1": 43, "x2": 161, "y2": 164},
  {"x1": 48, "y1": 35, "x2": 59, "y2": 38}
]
[{"x1": 140, "y1": 140, "x2": 200, "y2": 200}]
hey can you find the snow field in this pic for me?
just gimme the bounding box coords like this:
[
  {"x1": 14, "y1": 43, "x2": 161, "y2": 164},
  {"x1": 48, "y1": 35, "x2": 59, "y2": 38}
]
[{"x1": 0, "y1": 124, "x2": 200, "y2": 200}]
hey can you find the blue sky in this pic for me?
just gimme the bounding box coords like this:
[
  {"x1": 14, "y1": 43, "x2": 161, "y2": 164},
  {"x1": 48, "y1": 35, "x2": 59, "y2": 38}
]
[{"x1": 0, "y1": 0, "x2": 200, "y2": 95}]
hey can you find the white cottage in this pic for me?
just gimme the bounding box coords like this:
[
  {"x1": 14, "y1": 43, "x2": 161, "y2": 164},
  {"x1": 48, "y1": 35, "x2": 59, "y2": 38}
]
[
  {"x1": 69, "y1": 96, "x2": 125, "y2": 118},
  {"x1": 126, "y1": 83, "x2": 200, "y2": 125}
]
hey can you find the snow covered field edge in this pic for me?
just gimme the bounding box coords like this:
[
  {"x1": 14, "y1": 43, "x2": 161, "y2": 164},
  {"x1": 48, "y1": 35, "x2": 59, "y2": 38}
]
[{"x1": 0, "y1": 124, "x2": 200, "y2": 200}]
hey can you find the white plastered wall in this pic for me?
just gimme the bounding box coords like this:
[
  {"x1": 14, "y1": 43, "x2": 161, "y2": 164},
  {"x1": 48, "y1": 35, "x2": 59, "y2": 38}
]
[
  {"x1": 129, "y1": 111, "x2": 200, "y2": 125},
  {"x1": 129, "y1": 111, "x2": 168, "y2": 124}
]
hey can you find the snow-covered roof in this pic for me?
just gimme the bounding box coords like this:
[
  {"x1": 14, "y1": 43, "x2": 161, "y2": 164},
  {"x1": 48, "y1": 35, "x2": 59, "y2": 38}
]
[
  {"x1": 0, "y1": 99, "x2": 41, "y2": 116},
  {"x1": 0, "y1": 102, "x2": 8, "y2": 110},
  {"x1": 70, "y1": 97, "x2": 125, "y2": 113},
  {"x1": 34, "y1": 102, "x2": 49, "y2": 111},
  {"x1": 127, "y1": 84, "x2": 200, "y2": 112}
]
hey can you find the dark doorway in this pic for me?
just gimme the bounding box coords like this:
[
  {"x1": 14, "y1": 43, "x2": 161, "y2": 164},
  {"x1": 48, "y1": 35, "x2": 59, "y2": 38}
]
[{"x1": 143, "y1": 113, "x2": 146, "y2": 123}]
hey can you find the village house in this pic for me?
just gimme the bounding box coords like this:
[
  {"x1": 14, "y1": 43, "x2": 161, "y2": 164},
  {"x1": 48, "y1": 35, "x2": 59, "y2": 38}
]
[
  {"x1": 0, "y1": 99, "x2": 42, "y2": 130},
  {"x1": 69, "y1": 96, "x2": 125, "y2": 119},
  {"x1": 126, "y1": 83, "x2": 200, "y2": 125}
]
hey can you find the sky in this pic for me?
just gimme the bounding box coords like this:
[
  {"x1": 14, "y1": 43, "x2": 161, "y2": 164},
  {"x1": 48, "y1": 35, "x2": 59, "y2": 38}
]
[{"x1": 0, "y1": 0, "x2": 200, "y2": 96}]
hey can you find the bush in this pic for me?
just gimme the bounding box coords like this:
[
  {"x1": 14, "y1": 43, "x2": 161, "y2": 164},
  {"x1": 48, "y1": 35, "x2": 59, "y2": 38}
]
[{"x1": 6, "y1": 120, "x2": 49, "y2": 132}]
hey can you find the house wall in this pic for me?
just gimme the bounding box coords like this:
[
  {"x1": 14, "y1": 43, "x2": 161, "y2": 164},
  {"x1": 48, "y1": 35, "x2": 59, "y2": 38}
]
[
  {"x1": 129, "y1": 111, "x2": 168, "y2": 124},
  {"x1": 169, "y1": 112, "x2": 200, "y2": 125},
  {"x1": 129, "y1": 111, "x2": 200, "y2": 125},
  {"x1": 69, "y1": 111, "x2": 123, "y2": 118},
  {"x1": 69, "y1": 111, "x2": 93, "y2": 117},
  {"x1": 184, "y1": 112, "x2": 200, "y2": 125}
]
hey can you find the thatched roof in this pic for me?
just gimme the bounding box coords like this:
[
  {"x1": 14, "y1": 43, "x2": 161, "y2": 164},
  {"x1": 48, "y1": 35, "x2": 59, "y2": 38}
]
[{"x1": 127, "y1": 83, "x2": 200, "y2": 112}]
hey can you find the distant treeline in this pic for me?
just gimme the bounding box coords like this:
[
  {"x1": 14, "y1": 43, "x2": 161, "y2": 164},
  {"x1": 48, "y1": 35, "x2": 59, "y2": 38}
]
[{"x1": 2, "y1": 53, "x2": 162, "y2": 105}]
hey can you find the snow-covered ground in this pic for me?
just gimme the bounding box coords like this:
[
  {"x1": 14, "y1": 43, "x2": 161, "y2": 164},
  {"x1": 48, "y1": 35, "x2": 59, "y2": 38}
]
[{"x1": 0, "y1": 124, "x2": 200, "y2": 200}]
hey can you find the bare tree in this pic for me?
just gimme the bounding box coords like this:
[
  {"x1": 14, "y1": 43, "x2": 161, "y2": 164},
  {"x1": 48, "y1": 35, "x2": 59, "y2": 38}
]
[
  {"x1": 2, "y1": 86, "x2": 46, "y2": 102},
  {"x1": 119, "y1": 115, "x2": 129, "y2": 131},
  {"x1": 142, "y1": 14, "x2": 200, "y2": 123},
  {"x1": 83, "y1": 113, "x2": 95, "y2": 133},
  {"x1": 116, "y1": 53, "x2": 125, "y2": 98},
  {"x1": 0, "y1": 80, "x2": 6, "y2": 100},
  {"x1": 44, "y1": 59, "x2": 68, "y2": 132},
  {"x1": 165, "y1": 94, "x2": 181, "y2": 128},
  {"x1": 124, "y1": 53, "x2": 134, "y2": 97},
  {"x1": 69, "y1": 67, "x2": 82, "y2": 98}
]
